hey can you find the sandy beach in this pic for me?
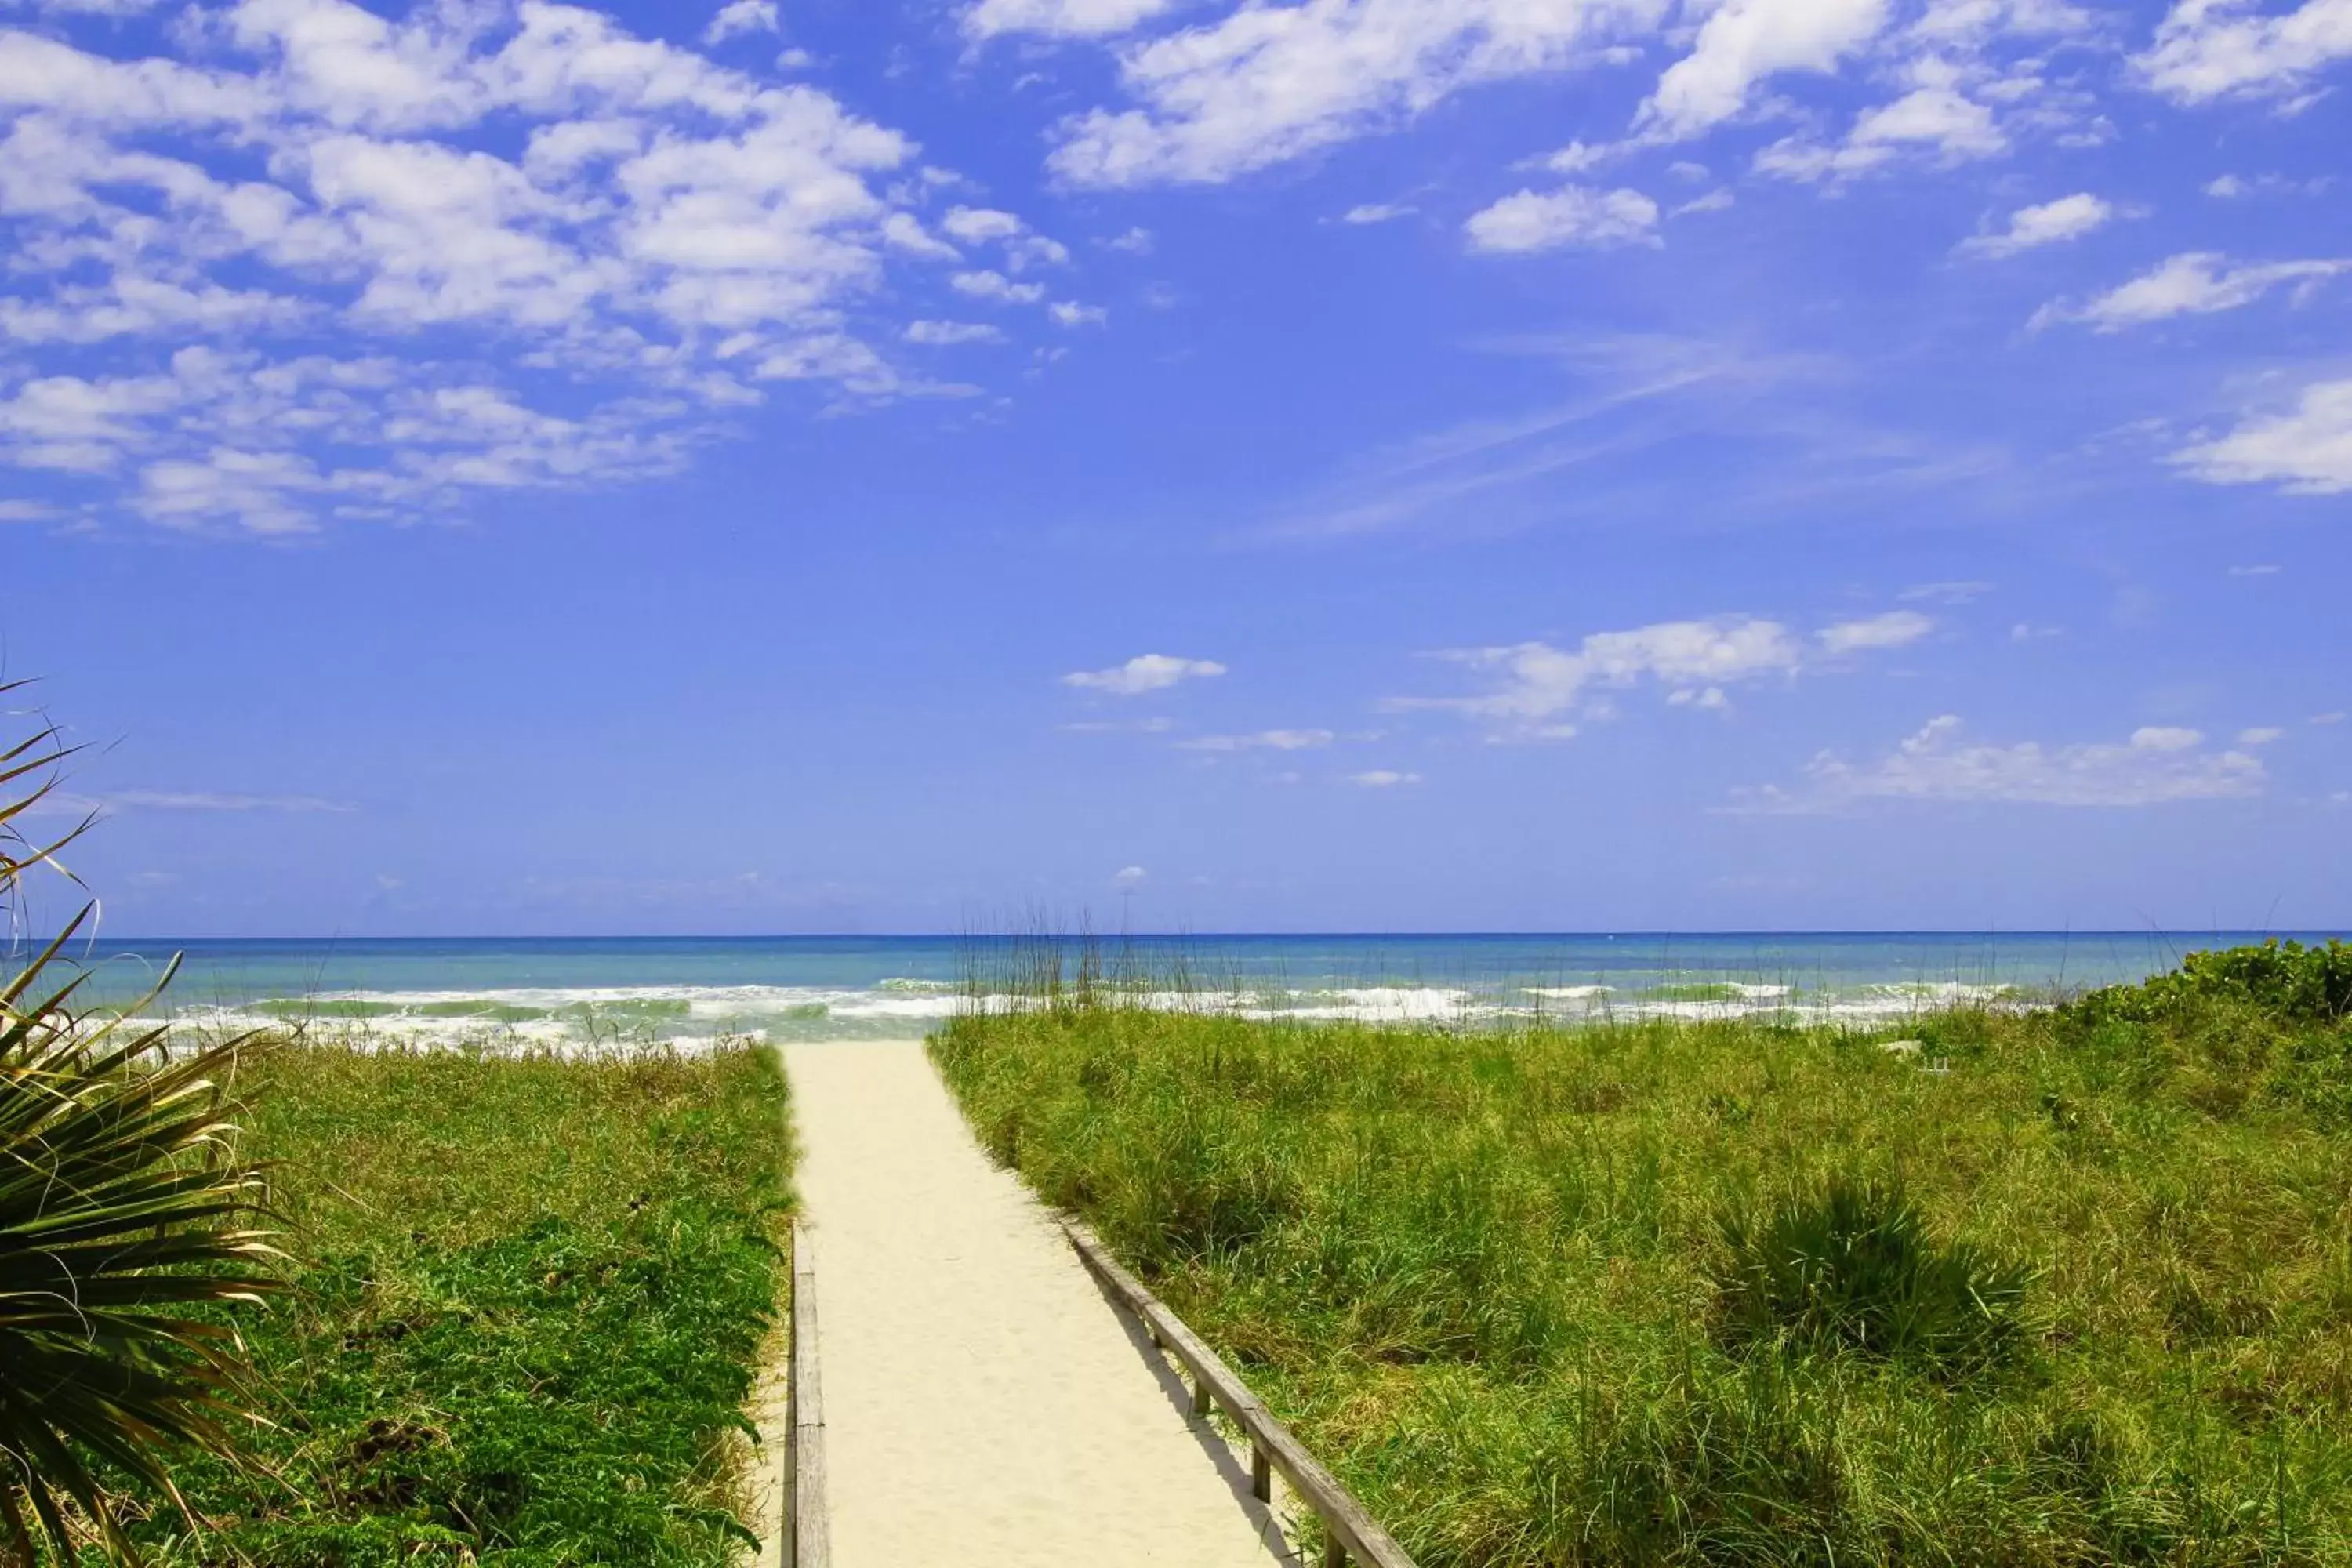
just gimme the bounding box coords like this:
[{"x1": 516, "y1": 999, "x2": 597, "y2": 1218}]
[{"x1": 783, "y1": 1040, "x2": 1293, "y2": 1567}]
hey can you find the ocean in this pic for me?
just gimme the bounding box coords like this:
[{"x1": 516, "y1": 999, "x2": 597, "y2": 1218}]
[{"x1": 49, "y1": 930, "x2": 2344, "y2": 1050}]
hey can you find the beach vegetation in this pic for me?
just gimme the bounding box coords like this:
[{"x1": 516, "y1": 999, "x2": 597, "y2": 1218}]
[
  {"x1": 90, "y1": 1040, "x2": 792, "y2": 1566},
  {"x1": 935, "y1": 944, "x2": 2352, "y2": 1564},
  {"x1": 2, "y1": 706, "x2": 278, "y2": 1565}
]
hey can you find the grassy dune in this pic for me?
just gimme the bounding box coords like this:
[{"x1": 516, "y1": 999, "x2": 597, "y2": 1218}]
[
  {"x1": 934, "y1": 946, "x2": 2352, "y2": 1566},
  {"x1": 99, "y1": 1042, "x2": 792, "y2": 1567}
]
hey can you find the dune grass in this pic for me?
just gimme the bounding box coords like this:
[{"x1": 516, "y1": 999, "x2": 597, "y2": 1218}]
[
  {"x1": 933, "y1": 944, "x2": 2352, "y2": 1566},
  {"x1": 83, "y1": 1040, "x2": 793, "y2": 1567}
]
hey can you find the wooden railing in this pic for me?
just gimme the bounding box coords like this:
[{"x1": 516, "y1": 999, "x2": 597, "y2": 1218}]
[
  {"x1": 786, "y1": 1222, "x2": 829, "y2": 1568},
  {"x1": 1061, "y1": 1220, "x2": 1420, "y2": 1568}
]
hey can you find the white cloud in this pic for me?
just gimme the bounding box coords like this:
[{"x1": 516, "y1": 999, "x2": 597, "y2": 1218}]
[
  {"x1": 0, "y1": 2, "x2": 1029, "y2": 531},
  {"x1": 953, "y1": 270, "x2": 1048, "y2": 303},
  {"x1": 1817, "y1": 609, "x2": 1933, "y2": 653},
  {"x1": 1348, "y1": 769, "x2": 1422, "y2": 786},
  {"x1": 1062, "y1": 653, "x2": 1228, "y2": 695},
  {"x1": 2034, "y1": 252, "x2": 2350, "y2": 331},
  {"x1": 1465, "y1": 185, "x2": 1659, "y2": 252},
  {"x1": 905, "y1": 320, "x2": 1006, "y2": 345},
  {"x1": 1178, "y1": 728, "x2": 1335, "y2": 751},
  {"x1": 2136, "y1": 0, "x2": 2352, "y2": 103},
  {"x1": 1745, "y1": 714, "x2": 2266, "y2": 809},
  {"x1": 2205, "y1": 171, "x2": 2332, "y2": 198},
  {"x1": 1755, "y1": 82, "x2": 2005, "y2": 182},
  {"x1": 1900, "y1": 579, "x2": 1992, "y2": 603},
  {"x1": 1399, "y1": 609, "x2": 1932, "y2": 737},
  {"x1": 71, "y1": 789, "x2": 356, "y2": 813},
  {"x1": 702, "y1": 1, "x2": 779, "y2": 45},
  {"x1": 1399, "y1": 615, "x2": 1805, "y2": 735},
  {"x1": 936, "y1": 205, "x2": 1068, "y2": 270},
  {"x1": 1046, "y1": 0, "x2": 1664, "y2": 187},
  {"x1": 1102, "y1": 225, "x2": 1154, "y2": 252},
  {"x1": 2314, "y1": 711, "x2": 2348, "y2": 725},
  {"x1": 1112, "y1": 862, "x2": 1148, "y2": 884},
  {"x1": 1341, "y1": 201, "x2": 1416, "y2": 224},
  {"x1": 2172, "y1": 378, "x2": 2352, "y2": 494},
  {"x1": 2239, "y1": 726, "x2": 2286, "y2": 745},
  {"x1": 0, "y1": 499, "x2": 59, "y2": 521},
  {"x1": 1638, "y1": 0, "x2": 1890, "y2": 140},
  {"x1": 965, "y1": 0, "x2": 1178, "y2": 39},
  {"x1": 1047, "y1": 300, "x2": 1109, "y2": 327},
  {"x1": 1958, "y1": 191, "x2": 2114, "y2": 257},
  {"x1": 2228, "y1": 562, "x2": 2281, "y2": 575},
  {"x1": 942, "y1": 205, "x2": 1023, "y2": 243}
]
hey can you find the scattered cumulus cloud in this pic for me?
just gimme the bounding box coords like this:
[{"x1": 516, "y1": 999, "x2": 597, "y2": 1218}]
[
  {"x1": 1817, "y1": 609, "x2": 1933, "y2": 654},
  {"x1": 953, "y1": 270, "x2": 1049, "y2": 304},
  {"x1": 905, "y1": 320, "x2": 1006, "y2": 345},
  {"x1": 1348, "y1": 769, "x2": 1421, "y2": 787},
  {"x1": 1636, "y1": 0, "x2": 1891, "y2": 142},
  {"x1": 1397, "y1": 609, "x2": 1933, "y2": 739},
  {"x1": 1739, "y1": 715, "x2": 2267, "y2": 811},
  {"x1": 1047, "y1": 300, "x2": 1109, "y2": 327},
  {"x1": 1958, "y1": 192, "x2": 2115, "y2": 257},
  {"x1": 2239, "y1": 726, "x2": 2286, "y2": 745},
  {"x1": 1062, "y1": 653, "x2": 1228, "y2": 695},
  {"x1": 1755, "y1": 79, "x2": 2007, "y2": 183},
  {"x1": 0, "y1": 0, "x2": 1052, "y2": 532},
  {"x1": 965, "y1": 0, "x2": 1178, "y2": 40},
  {"x1": 1044, "y1": 0, "x2": 1662, "y2": 188},
  {"x1": 2172, "y1": 379, "x2": 2352, "y2": 494},
  {"x1": 1465, "y1": 186, "x2": 1660, "y2": 253},
  {"x1": 702, "y1": 0, "x2": 778, "y2": 45},
  {"x1": 1341, "y1": 201, "x2": 1416, "y2": 224},
  {"x1": 2136, "y1": 0, "x2": 2352, "y2": 103},
  {"x1": 2034, "y1": 252, "x2": 2350, "y2": 331}
]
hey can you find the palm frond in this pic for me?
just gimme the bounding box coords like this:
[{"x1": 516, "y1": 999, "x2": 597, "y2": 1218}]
[{"x1": 1, "y1": 702, "x2": 278, "y2": 1565}]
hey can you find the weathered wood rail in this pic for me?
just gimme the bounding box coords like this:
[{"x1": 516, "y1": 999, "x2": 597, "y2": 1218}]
[
  {"x1": 786, "y1": 1221, "x2": 829, "y2": 1568},
  {"x1": 1061, "y1": 1219, "x2": 1420, "y2": 1568}
]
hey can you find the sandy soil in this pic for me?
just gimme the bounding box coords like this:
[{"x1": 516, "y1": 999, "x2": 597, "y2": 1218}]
[{"x1": 783, "y1": 1040, "x2": 1294, "y2": 1568}]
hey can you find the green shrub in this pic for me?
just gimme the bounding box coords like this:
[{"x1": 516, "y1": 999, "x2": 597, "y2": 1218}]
[
  {"x1": 2071, "y1": 938, "x2": 2352, "y2": 1026},
  {"x1": 1714, "y1": 1174, "x2": 2033, "y2": 1377}
]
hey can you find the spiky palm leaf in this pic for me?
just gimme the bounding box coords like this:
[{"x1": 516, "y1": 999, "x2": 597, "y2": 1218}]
[{"x1": 1, "y1": 695, "x2": 278, "y2": 1565}]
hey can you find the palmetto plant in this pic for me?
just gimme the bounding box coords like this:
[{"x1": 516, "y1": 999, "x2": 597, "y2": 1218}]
[{"x1": 0, "y1": 695, "x2": 278, "y2": 1564}]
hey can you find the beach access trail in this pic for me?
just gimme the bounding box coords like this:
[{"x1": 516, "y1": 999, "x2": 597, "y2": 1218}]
[{"x1": 782, "y1": 1040, "x2": 1294, "y2": 1567}]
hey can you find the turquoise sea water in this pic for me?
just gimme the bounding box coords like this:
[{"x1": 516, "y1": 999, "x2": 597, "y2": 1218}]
[{"x1": 50, "y1": 930, "x2": 2346, "y2": 1048}]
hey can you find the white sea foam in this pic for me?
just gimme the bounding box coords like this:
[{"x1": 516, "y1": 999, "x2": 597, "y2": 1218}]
[{"x1": 139, "y1": 969, "x2": 2036, "y2": 1052}]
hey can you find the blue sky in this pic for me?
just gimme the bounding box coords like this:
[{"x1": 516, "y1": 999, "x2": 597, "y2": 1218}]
[{"x1": 4, "y1": 0, "x2": 2349, "y2": 935}]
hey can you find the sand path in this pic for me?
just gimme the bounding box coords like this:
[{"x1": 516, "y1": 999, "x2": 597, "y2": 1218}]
[{"x1": 782, "y1": 1040, "x2": 1293, "y2": 1568}]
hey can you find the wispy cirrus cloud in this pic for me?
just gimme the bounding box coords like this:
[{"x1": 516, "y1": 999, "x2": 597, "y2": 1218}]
[
  {"x1": 35, "y1": 788, "x2": 355, "y2": 816},
  {"x1": 1176, "y1": 728, "x2": 1334, "y2": 751}
]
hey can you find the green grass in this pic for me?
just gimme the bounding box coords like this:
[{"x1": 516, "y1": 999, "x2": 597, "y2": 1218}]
[
  {"x1": 91, "y1": 1041, "x2": 792, "y2": 1567},
  {"x1": 933, "y1": 950, "x2": 2352, "y2": 1566}
]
